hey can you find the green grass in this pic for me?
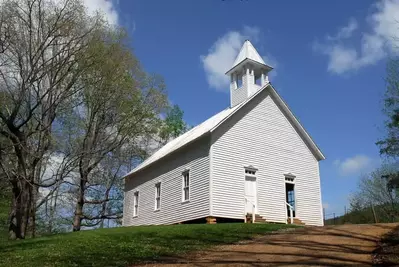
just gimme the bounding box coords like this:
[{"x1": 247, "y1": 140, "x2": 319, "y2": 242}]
[{"x1": 0, "y1": 223, "x2": 295, "y2": 267}]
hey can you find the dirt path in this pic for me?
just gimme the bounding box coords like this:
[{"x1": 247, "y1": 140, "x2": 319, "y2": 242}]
[{"x1": 141, "y1": 223, "x2": 399, "y2": 267}]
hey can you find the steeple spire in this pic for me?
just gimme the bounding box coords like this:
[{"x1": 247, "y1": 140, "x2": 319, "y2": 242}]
[
  {"x1": 226, "y1": 40, "x2": 273, "y2": 107},
  {"x1": 232, "y1": 40, "x2": 266, "y2": 68}
]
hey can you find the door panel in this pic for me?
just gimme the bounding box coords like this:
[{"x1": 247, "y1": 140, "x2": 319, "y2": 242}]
[{"x1": 245, "y1": 176, "x2": 257, "y2": 214}]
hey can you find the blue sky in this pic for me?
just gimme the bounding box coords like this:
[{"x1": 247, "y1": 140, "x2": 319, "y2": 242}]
[{"x1": 87, "y1": 0, "x2": 399, "y2": 216}]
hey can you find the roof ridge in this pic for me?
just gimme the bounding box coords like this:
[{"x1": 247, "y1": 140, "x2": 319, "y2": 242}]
[
  {"x1": 124, "y1": 82, "x2": 325, "y2": 178},
  {"x1": 124, "y1": 106, "x2": 236, "y2": 177}
]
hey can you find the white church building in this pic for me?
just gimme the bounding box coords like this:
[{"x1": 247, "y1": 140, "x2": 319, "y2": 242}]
[{"x1": 123, "y1": 40, "x2": 325, "y2": 226}]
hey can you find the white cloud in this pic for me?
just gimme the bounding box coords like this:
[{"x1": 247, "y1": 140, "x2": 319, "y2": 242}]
[
  {"x1": 3, "y1": 0, "x2": 120, "y2": 25},
  {"x1": 333, "y1": 159, "x2": 341, "y2": 166},
  {"x1": 322, "y1": 45, "x2": 358, "y2": 74},
  {"x1": 334, "y1": 154, "x2": 373, "y2": 176},
  {"x1": 50, "y1": 0, "x2": 119, "y2": 25},
  {"x1": 314, "y1": 0, "x2": 399, "y2": 74},
  {"x1": 83, "y1": 0, "x2": 119, "y2": 25},
  {"x1": 327, "y1": 18, "x2": 358, "y2": 41},
  {"x1": 200, "y1": 26, "x2": 275, "y2": 91}
]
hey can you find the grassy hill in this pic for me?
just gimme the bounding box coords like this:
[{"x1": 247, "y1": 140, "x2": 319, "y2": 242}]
[{"x1": 0, "y1": 222, "x2": 294, "y2": 267}]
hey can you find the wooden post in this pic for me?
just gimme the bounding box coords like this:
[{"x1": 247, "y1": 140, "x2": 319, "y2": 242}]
[
  {"x1": 252, "y1": 204, "x2": 255, "y2": 224},
  {"x1": 206, "y1": 216, "x2": 216, "y2": 224},
  {"x1": 333, "y1": 213, "x2": 336, "y2": 225},
  {"x1": 323, "y1": 208, "x2": 325, "y2": 225},
  {"x1": 289, "y1": 206, "x2": 293, "y2": 224},
  {"x1": 371, "y1": 203, "x2": 378, "y2": 224}
]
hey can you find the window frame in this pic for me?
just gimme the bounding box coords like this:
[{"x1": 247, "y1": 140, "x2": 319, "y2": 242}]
[
  {"x1": 284, "y1": 173, "x2": 296, "y2": 184},
  {"x1": 155, "y1": 182, "x2": 161, "y2": 211},
  {"x1": 244, "y1": 166, "x2": 258, "y2": 177},
  {"x1": 182, "y1": 170, "x2": 190, "y2": 202},
  {"x1": 133, "y1": 191, "x2": 139, "y2": 217}
]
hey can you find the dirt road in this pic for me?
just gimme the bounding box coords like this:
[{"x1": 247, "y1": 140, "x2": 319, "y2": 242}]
[{"x1": 141, "y1": 223, "x2": 398, "y2": 266}]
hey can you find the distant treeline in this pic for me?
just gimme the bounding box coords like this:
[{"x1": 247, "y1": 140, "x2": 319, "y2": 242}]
[{"x1": 325, "y1": 204, "x2": 399, "y2": 225}]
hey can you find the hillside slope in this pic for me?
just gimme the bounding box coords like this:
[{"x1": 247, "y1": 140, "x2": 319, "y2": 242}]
[
  {"x1": 0, "y1": 223, "x2": 293, "y2": 267},
  {"x1": 138, "y1": 223, "x2": 399, "y2": 266}
]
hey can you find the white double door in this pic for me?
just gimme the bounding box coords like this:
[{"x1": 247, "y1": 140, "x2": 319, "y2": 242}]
[{"x1": 245, "y1": 176, "x2": 257, "y2": 214}]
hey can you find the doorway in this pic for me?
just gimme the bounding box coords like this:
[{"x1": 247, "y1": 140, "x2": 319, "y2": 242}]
[
  {"x1": 245, "y1": 176, "x2": 257, "y2": 214},
  {"x1": 285, "y1": 182, "x2": 295, "y2": 218}
]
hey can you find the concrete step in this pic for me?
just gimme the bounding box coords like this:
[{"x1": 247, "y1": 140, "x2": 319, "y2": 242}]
[
  {"x1": 246, "y1": 213, "x2": 267, "y2": 223},
  {"x1": 287, "y1": 218, "x2": 305, "y2": 225}
]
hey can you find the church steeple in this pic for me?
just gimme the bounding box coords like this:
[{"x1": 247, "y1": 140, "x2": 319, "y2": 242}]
[{"x1": 226, "y1": 40, "x2": 273, "y2": 107}]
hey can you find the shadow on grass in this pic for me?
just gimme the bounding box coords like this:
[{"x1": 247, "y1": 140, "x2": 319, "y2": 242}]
[
  {"x1": 149, "y1": 224, "x2": 399, "y2": 267},
  {"x1": 373, "y1": 224, "x2": 399, "y2": 266}
]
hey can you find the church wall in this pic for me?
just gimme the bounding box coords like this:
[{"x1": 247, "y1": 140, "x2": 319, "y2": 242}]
[
  {"x1": 210, "y1": 88, "x2": 323, "y2": 226},
  {"x1": 123, "y1": 136, "x2": 211, "y2": 226}
]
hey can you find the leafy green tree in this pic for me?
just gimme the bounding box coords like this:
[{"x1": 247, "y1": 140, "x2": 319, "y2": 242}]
[
  {"x1": 159, "y1": 104, "x2": 189, "y2": 145},
  {"x1": 377, "y1": 59, "x2": 399, "y2": 158},
  {"x1": 350, "y1": 163, "x2": 399, "y2": 223},
  {"x1": 0, "y1": 0, "x2": 178, "y2": 237},
  {"x1": 377, "y1": 59, "x2": 399, "y2": 192},
  {"x1": 62, "y1": 27, "x2": 168, "y2": 231}
]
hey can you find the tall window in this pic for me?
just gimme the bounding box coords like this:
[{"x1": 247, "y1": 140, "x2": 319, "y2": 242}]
[
  {"x1": 182, "y1": 171, "x2": 190, "y2": 202},
  {"x1": 133, "y1": 191, "x2": 139, "y2": 217},
  {"x1": 155, "y1": 182, "x2": 161, "y2": 210}
]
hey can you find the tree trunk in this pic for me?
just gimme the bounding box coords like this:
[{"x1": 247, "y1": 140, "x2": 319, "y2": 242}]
[
  {"x1": 29, "y1": 187, "x2": 38, "y2": 238},
  {"x1": 371, "y1": 204, "x2": 378, "y2": 224},
  {"x1": 8, "y1": 179, "x2": 31, "y2": 239},
  {"x1": 6, "y1": 128, "x2": 35, "y2": 239},
  {"x1": 72, "y1": 201, "x2": 83, "y2": 231},
  {"x1": 73, "y1": 176, "x2": 86, "y2": 231},
  {"x1": 8, "y1": 182, "x2": 22, "y2": 240},
  {"x1": 48, "y1": 186, "x2": 59, "y2": 234}
]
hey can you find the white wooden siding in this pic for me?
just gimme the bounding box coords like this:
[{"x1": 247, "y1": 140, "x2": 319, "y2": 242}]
[
  {"x1": 211, "y1": 89, "x2": 323, "y2": 226},
  {"x1": 231, "y1": 83, "x2": 247, "y2": 107},
  {"x1": 123, "y1": 136, "x2": 210, "y2": 226}
]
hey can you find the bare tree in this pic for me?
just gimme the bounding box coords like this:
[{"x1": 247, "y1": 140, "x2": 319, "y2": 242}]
[{"x1": 0, "y1": 0, "x2": 107, "y2": 239}]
